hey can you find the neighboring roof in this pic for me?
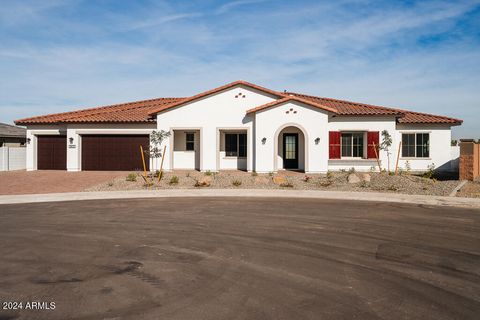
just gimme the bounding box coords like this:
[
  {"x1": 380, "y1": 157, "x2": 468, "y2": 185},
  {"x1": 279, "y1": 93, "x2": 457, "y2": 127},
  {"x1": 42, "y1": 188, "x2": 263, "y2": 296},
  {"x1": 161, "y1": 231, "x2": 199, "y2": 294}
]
[
  {"x1": 0, "y1": 122, "x2": 26, "y2": 137},
  {"x1": 15, "y1": 97, "x2": 184, "y2": 125},
  {"x1": 14, "y1": 80, "x2": 462, "y2": 126},
  {"x1": 146, "y1": 80, "x2": 286, "y2": 115},
  {"x1": 246, "y1": 96, "x2": 337, "y2": 114}
]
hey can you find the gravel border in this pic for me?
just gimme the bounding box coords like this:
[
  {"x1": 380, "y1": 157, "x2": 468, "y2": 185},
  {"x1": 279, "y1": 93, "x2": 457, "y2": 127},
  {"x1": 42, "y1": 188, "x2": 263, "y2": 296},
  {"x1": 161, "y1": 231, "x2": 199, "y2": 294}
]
[{"x1": 86, "y1": 170, "x2": 460, "y2": 197}]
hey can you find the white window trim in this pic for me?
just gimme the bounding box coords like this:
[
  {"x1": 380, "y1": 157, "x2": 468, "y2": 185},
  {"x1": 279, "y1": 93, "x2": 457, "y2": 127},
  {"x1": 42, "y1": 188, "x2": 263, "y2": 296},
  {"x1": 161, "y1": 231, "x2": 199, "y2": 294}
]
[
  {"x1": 400, "y1": 132, "x2": 430, "y2": 159},
  {"x1": 340, "y1": 131, "x2": 367, "y2": 160}
]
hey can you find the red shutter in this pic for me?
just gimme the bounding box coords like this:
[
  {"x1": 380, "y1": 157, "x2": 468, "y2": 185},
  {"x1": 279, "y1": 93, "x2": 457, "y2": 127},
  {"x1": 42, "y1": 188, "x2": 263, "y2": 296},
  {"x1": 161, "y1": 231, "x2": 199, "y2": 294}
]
[
  {"x1": 367, "y1": 131, "x2": 379, "y2": 159},
  {"x1": 329, "y1": 131, "x2": 341, "y2": 159}
]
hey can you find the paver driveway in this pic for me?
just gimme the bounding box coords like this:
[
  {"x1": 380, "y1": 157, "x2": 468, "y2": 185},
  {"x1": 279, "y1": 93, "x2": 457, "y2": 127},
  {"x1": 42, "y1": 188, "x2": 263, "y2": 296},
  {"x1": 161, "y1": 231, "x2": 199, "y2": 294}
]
[
  {"x1": 0, "y1": 198, "x2": 479, "y2": 320},
  {"x1": 0, "y1": 170, "x2": 126, "y2": 195}
]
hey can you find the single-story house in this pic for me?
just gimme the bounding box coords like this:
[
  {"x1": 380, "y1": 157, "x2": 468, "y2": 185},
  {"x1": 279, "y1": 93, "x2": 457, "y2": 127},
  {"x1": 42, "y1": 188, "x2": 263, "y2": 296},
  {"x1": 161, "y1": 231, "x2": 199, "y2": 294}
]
[
  {"x1": 15, "y1": 80, "x2": 462, "y2": 173},
  {"x1": 0, "y1": 122, "x2": 26, "y2": 147}
]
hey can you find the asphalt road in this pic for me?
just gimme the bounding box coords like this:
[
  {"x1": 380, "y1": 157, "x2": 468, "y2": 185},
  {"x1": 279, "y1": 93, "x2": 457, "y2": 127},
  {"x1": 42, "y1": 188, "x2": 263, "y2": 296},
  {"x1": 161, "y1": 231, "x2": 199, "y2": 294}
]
[{"x1": 0, "y1": 198, "x2": 479, "y2": 320}]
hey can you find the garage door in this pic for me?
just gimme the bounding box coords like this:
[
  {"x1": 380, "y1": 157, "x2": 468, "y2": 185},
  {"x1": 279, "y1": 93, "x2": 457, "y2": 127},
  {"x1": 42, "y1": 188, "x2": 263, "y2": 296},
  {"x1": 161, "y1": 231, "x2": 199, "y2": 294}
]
[
  {"x1": 37, "y1": 135, "x2": 67, "y2": 170},
  {"x1": 81, "y1": 135, "x2": 149, "y2": 171}
]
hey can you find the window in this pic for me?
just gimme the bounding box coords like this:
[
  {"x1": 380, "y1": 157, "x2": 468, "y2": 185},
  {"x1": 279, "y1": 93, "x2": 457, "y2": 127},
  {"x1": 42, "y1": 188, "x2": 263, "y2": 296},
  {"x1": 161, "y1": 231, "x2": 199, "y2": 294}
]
[
  {"x1": 185, "y1": 133, "x2": 194, "y2": 151},
  {"x1": 341, "y1": 133, "x2": 364, "y2": 158},
  {"x1": 225, "y1": 133, "x2": 247, "y2": 157},
  {"x1": 402, "y1": 133, "x2": 429, "y2": 158}
]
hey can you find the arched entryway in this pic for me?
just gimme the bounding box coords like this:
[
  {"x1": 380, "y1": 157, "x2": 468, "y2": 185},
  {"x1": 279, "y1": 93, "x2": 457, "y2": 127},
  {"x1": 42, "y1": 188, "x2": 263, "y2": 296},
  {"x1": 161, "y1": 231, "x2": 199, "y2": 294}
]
[{"x1": 274, "y1": 124, "x2": 308, "y2": 172}]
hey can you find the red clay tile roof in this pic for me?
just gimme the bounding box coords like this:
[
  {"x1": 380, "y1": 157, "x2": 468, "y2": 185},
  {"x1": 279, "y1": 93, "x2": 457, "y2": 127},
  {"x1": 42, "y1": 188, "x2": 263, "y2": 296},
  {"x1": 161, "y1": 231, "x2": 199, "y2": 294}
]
[
  {"x1": 246, "y1": 96, "x2": 337, "y2": 114},
  {"x1": 14, "y1": 81, "x2": 462, "y2": 126},
  {"x1": 15, "y1": 97, "x2": 184, "y2": 125},
  {"x1": 146, "y1": 80, "x2": 285, "y2": 115},
  {"x1": 285, "y1": 92, "x2": 462, "y2": 125}
]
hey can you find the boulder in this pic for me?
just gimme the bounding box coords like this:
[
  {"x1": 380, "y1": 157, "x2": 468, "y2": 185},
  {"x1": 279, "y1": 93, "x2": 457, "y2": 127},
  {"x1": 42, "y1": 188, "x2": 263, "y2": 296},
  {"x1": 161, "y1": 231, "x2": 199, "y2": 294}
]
[
  {"x1": 347, "y1": 173, "x2": 361, "y2": 184},
  {"x1": 273, "y1": 176, "x2": 287, "y2": 185},
  {"x1": 361, "y1": 173, "x2": 371, "y2": 182},
  {"x1": 198, "y1": 176, "x2": 212, "y2": 187}
]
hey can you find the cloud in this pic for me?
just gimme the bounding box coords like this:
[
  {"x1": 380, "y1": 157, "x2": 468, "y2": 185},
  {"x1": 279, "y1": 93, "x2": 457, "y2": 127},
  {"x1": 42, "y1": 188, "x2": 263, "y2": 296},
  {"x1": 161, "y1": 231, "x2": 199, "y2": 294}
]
[
  {"x1": 0, "y1": 0, "x2": 479, "y2": 138},
  {"x1": 216, "y1": 0, "x2": 270, "y2": 14}
]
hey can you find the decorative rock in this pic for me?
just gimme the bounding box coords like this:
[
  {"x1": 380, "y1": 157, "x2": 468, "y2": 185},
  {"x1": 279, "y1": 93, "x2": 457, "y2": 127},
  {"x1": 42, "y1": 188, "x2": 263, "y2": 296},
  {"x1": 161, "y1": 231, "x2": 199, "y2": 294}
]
[
  {"x1": 348, "y1": 173, "x2": 361, "y2": 184},
  {"x1": 273, "y1": 176, "x2": 287, "y2": 185},
  {"x1": 361, "y1": 173, "x2": 371, "y2": 182},
  {"x1": 198, "y1": 176, "x2": 212, "y2": 186}
]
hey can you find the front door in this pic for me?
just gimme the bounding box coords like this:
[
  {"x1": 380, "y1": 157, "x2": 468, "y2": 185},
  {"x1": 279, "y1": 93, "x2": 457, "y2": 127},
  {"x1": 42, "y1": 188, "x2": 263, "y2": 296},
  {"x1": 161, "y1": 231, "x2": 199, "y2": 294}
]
[{"x1": 283, "y1": 133, "x2": 298, "y2": 169}]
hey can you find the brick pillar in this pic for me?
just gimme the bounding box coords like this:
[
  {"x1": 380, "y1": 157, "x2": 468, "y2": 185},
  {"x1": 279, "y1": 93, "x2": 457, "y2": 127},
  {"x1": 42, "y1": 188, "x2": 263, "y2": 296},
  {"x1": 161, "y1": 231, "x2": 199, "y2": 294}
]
[{"x1": 459, "y1": 139, "x2": 477, "y2": 181}]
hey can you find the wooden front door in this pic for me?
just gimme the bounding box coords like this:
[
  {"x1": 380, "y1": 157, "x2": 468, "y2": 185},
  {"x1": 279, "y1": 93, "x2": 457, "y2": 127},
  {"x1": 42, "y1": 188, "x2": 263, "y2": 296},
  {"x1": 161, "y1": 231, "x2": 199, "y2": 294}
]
[{"x1": 283, "y1": 133, "x2": 298, "y2": 169}]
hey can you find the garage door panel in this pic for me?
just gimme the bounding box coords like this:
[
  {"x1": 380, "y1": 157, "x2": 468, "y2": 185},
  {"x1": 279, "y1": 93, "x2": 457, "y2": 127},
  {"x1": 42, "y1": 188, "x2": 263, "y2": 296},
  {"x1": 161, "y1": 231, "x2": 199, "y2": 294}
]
[
  {"x1": 82, "y1": 135, "x2": 149, "y2": 171},
  {"x1": 37, "y1": 135, "x2": 67, "y2": 170}
]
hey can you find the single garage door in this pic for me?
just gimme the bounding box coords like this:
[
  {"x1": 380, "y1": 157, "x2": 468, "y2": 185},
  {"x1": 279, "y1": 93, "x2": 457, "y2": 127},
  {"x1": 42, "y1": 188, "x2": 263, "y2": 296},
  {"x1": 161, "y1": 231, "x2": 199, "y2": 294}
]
[
  {"x1": 81, "y1": 135, "x2": 149, "y2": 171},
  {"x1": 37, "y1": 135, "x2": 67, "y2": 170}
]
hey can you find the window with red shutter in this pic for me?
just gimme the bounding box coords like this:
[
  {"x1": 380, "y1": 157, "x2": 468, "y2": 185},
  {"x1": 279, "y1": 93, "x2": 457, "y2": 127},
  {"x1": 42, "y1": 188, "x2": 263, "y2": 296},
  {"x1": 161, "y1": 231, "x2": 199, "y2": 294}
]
[
  {"x1": 367, "y1": 131, "x2": 379, "y2": 159},
  {"x1": 329, "y1": 131, "x2": 341, "y2": 159}
]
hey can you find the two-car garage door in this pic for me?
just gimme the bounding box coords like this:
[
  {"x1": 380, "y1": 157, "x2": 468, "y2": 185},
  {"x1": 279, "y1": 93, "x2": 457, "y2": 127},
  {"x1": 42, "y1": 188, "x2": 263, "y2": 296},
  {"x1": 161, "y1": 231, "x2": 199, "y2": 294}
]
[
  {"x1": 81, "y1": 135, "x2": 149, "y2": 171},
  {"x1": 36, "y1": 134, "x2": 149, "y2": 171}
]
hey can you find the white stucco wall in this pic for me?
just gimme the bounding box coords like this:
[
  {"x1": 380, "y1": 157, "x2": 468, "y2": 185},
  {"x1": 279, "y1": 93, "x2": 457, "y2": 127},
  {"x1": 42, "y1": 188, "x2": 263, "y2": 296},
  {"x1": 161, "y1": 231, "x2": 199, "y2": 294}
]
[
  {"x1": 328, "y1": 116, "x2": 396, "y2": 172},
  {"x1": 255, "y1": 101, "x2": 330, "y2": 173},
  {"x1": 395, "y1": 124, "x2": 453, "y2": 172},
  {"x1": 0, "y1": 147, "x2": 26, "y2": 171},
  {"x1": 156, "y1": 84, "x2": 277, "y2": 172}
]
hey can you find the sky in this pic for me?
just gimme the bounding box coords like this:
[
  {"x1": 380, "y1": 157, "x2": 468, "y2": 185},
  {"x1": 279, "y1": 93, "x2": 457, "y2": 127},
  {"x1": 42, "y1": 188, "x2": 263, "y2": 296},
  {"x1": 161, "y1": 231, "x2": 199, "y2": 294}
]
[{"x1": 0, "y1": 0, "x2": 479, "y2": 138}]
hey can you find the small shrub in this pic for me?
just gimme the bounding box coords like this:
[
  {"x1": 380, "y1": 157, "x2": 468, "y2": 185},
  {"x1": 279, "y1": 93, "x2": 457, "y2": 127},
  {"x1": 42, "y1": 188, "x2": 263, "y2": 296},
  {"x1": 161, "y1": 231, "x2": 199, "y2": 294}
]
[
  {"x1": 405, "y1": 161, "x2": 411, "y2": 174},
  {"x1": 251, "y1": 171, "x2": 258, "y2": 177},
  {"x1": 268, "y1": 171, "x2": 274, "y2": 177},
  {"x1": 370, "y1": 166, "x2": 376, "y2": 173},
  {"x1": 398, "y1": 167, "x2": 404, "y2": 175},
  {"x1": 340, "y1": 169, "x2": 346, "y2": 173},
  {"x1": 153, "y1": 170, "x2": 161, "y2": 178},
  {"x1": 126, "y1": 173, "x2": 137, "y2": 182},
  {"x1": 388, "y1": 171, "x2": 395, "y2": 176},
  {"x1": 360, "y1": 180, "x2": 368, "y2": 188},
  {"x1": 204, "y1": 170, "x2": 212, "y2": 176},
  {"x1": 280, "y1": 182, "x2": 294, "y2": 188},
  {"x1": 169, "y1": 176, "x2": 179, "y2": 185},
  {"x1": 326, "y1": 171, "x2": 334, "y2": 179},
  {"x1": 107, "y1": 181, "x2": 114, "y2": 187},
  {"x1": 232, "y1": 179, "x2": 242, "y2": 187},
  {"x1": 422, "y1": 163, "x2": 436, "y2": 179},
  {"x1": 348, "y1": 167, "x2": 356, "y2": 174},
  {"x1": 302, "y1": 175, "x2": 311, "y2": 182},
  {"x1": 186, "y1": 172, "x2": 190, "y2": 178}
]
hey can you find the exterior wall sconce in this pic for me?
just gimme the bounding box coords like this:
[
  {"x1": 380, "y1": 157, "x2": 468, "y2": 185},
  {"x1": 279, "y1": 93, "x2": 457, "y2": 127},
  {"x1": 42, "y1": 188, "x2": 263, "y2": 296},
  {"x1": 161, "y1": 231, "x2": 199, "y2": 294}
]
[
  {"x1": 69, "y1": 137, "x2": 74, "y2": 144},
  {"x1": 315, "y1": 137, "x2": 320, "y2": 145},
  {"x1": 261, "y1": 137, "x2": 267, "y2": 145},
  {"x1": 26, "y1": 138, "x2": 31, "y2": 144}
]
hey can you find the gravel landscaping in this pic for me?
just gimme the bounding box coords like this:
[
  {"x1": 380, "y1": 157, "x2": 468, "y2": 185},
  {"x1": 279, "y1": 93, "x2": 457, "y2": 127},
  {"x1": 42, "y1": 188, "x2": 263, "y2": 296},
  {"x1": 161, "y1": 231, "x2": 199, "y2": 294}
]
[
  {"x1": 86, "y1": 170, "x2": 461, "y2": 197},
  {"x1": 456, "y1": 180, "x2": 480, "y2": 198}
]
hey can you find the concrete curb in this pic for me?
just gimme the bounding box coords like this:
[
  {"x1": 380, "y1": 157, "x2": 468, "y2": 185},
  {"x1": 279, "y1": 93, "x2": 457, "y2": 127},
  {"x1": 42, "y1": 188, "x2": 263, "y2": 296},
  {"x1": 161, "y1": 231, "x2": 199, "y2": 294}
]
[{"x1": 0, "y1": 189, "x2": 479, "y2": 209}]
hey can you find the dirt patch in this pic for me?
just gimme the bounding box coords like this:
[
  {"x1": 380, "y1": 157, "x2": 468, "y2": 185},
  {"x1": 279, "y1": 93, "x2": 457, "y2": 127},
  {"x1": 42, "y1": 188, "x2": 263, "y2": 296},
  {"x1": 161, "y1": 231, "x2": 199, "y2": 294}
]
[{"x1": 86, "y1": 170, "x2": 460, "y2": 197}]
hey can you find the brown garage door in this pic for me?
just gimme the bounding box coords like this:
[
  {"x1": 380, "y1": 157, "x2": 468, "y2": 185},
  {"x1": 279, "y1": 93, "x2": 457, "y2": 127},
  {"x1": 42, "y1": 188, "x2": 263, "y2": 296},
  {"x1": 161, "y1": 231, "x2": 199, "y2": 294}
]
[
  {"x1": 37, "y1": 135, "x2": 67, "y2": 170},
  {"x1": 82, "y1": 135, "x2": 149, "y2": 171}
]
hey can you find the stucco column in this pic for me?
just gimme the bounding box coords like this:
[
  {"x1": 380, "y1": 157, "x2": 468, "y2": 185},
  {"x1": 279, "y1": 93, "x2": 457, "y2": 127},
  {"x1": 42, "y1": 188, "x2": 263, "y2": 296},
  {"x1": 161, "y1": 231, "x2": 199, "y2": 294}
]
[{"x1": 66, "y1": 127, "x2": 81, "y2": 171}]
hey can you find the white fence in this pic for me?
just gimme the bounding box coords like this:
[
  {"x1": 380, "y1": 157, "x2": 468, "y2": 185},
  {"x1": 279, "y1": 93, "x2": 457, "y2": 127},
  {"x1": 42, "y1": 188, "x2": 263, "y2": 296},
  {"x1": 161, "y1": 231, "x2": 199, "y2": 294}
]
[{"x1": 0, "y1": 147, "x2": 26, "y2": 171}]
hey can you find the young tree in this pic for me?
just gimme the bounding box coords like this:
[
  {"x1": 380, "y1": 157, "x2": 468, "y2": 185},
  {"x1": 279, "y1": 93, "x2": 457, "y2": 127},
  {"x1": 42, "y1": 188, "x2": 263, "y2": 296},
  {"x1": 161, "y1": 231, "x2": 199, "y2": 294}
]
[
  {"x1": 148, "y1": 130, "x2": 171, "y2": 159},
  {"x1": 380, "y1": 130, "x2": 392, "y2": 173},
  {"x1": 145, "y1": 130, "x2": 171, "y2": 181}
]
